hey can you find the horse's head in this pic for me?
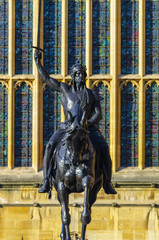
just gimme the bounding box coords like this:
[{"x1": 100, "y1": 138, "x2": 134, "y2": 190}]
[{"x1": 63, "y1": 110, "x2": 89, "y2": 166}]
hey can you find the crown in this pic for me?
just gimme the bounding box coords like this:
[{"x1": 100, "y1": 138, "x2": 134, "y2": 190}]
[{"x1": 69, "y1": 64, "x2": 87, "y2": 76}]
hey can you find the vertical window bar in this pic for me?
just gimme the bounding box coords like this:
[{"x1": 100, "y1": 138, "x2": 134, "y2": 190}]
[
  {"x1": 0, "y1": 0, "x2": 8, "y2": 74},
  {"x1": 121, "y1": 0, "x2": 139, "y2": 74},
  {"x1": 15, "y1": 0, "x2": 33, "y2": 74},
  {"x1": 92, "y1": 0, "x2": 110, "y2": 74}
]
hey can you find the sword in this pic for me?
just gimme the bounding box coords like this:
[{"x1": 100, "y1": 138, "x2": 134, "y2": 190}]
[{"x1": 32, "y1": 0, "x2": 44, "y2": 52}]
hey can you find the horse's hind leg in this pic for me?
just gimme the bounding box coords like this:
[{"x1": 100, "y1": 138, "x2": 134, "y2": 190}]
[
  {"x1": 58, "y1": 182, "x2": 71, "y2": 240},
  {"x1": 81, "y1": 176, "x2": 94, "y2": 240}
]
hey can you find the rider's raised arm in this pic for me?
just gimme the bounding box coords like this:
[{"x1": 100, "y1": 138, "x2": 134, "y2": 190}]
[
  {"x1": 87, "y1": 91, "x2": 102, "y2": 127},
  {"x1": 34, "y1": 49, "x2": 68, "y2": 92}
]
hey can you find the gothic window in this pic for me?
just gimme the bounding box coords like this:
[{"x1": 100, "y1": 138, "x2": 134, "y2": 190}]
[
  {"x1": 15, "y1": 82, "x2": 32, "y2": 167},
  {"x1": 95, "y1": 82, "x2": 110, "y2": 145},
  {"x1": 44, "y1": 0, "x2": 61, "y2": 74},
  {"x1": 0, "y1": 82, "x2": 8, "y2": 166},
  {"x1": 43, "y1": 86, "x2": 61, "y2": 150},
  {"x1": 68, "y1": 0, "x2": 86, "y2": 71},
  {"x1": 0, "y1": 0, "x2": 159, "y2": 173},
  {"x1": 145, "y1": 82, "x2": 159, "y2": 167},
  {"x1": 121, "y1": 0, "x2": 139, "y2": 74},
  {"x1": 15, "y1": 0, "x2": 33, "y2": 74},
  {"x1": 121, "y1": 82, "x2": 138, "y2": 167},
  {"x1": 0, "y1": 0, "x2": 8, "y2": 74},
  {"x1": 146, "y1": 0, "x2": 159, "y2": 74},
  {"x1": 92, "y1": 0, "x2": 110, "y2": 74}
]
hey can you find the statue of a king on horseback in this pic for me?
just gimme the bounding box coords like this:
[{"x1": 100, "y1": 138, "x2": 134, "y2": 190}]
[
  {"x1": 34, "y1": 50, "x2": 116, "y2": 240},
  {"x1": 33, "y1": 1, "x2": 116, "y2": 239},
  {"x1": 34, "y1": 50, "x2": 116, "y2": 197}
]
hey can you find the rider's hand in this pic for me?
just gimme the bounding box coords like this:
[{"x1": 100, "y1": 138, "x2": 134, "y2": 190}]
[{"x1": 34, "y1": 49, "x2": 42, "y2": 62}]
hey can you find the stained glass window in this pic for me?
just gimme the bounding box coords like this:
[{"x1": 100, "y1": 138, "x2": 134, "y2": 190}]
[
  {"x1": 68, "y1": 0, "x2": 86, "y2": 72},
  {"x1": 95, "y1": 82, "x2": 110, "y2": 145},
  {"x1": 0, "y1": 0, "x2": 8, "y2": 74},
  {"x1": 121, "y1": 0, "x2": 139, "y2": 74},
  {"x1": 43, "y1": 86, "x2": 61, "y2": 150},
  {"x1": 121, "y1": 82, "x2": 138, "y2": 167},
  {"x1": 15, "y1": 0, "x2": 33, "y2": 74},
  {"x1": 145, "y1": 82, "x2": 159, "y2": 167},
  {"x1": 15, "y1": 82, "x2": 32, "y2": 167},
  {"x1": 146, "y1": 0, "x2": 159, "y2": 74},
  {"x1": 92, "y1": 0, "x2": 110, "y2": 74},
  {"x1": 0, "y1": 83, "x2": 8, "y2": 166},
  {"x1": 44, "y1": 0, "x2": 61, "y2": 74}
]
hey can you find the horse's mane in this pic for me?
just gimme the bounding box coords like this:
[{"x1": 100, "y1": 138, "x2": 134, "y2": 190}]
[{"x1": 62, "y1": 108, "x2": 87, "y2": 144}]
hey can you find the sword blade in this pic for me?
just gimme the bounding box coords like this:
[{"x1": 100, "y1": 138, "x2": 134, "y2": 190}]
[
  {"x1": 37, "y1": 0, "x2": 41, "y2": 48},
  {"x1": 32, "y1": 0, "x2": 44, "y2": 52}
]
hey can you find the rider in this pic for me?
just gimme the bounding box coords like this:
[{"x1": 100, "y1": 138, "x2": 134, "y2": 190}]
[{"x1": 34, "y1": 49, "x2": 116, "y2": 195}]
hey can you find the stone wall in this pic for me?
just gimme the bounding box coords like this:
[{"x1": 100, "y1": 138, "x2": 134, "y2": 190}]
[{"x1": 0, "y1": 185, "x2": 159, "y2": 240}]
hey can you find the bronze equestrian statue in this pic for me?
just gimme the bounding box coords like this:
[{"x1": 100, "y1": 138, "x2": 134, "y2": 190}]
[{"x1": 34, "y1": 49, "x2": 116, "y2": 240}]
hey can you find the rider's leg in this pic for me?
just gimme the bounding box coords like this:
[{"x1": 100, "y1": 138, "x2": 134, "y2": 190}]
[
  {"x1": 89, "y1": 176, "x2": 103, "y2": 209},
  {"x1": 89, "y1": 130, "x2": 116, "y2": 194},
  {"x1": 100, "y1": 142, "x2": 117, "y2": 194},
  {"x1": 101, "y1": 142, "x2": 112, "y2": 180},
  {"x1": 38, "y1": 140, "x2": 55, "y2": 193},
  {"x1": 39, "y1": 130, "x2": 65, "y2": 193}
]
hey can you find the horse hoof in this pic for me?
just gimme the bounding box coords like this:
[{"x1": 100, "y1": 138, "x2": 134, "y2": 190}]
[{"x1": 60, "y1": 232, "x2": 65, "y2": 240}]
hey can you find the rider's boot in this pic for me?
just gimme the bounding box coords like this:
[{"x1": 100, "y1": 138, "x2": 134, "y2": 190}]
[
  {"x1": 103, "y1": 180, "x2": 117, "y2": 195},
  {"x1": 102, "y1": 163, "x2": 117, "y2": 195},
  {"x1": 38, "y1": 142, "x2": 54, "y2": 193},
  {"x1": 38, "y1": 178, "x2": 50, "y2": 193}
]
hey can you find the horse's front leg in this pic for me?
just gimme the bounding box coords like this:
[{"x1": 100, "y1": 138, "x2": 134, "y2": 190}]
[
  {"x1": 60, "y1": 224, "x2": 66, "y2": 240},
  {"x1": 81, "y1": 175, "x2": 94, "y2": 240},
  {"x1": 58, "y1": 182, "x2": 71, "y2": 240}
]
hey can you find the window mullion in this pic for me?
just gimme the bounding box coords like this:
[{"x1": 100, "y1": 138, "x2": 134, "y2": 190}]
[
  {"x1": 32, "y1": 0, "x2": 43, "y2": 171},
  {"x1": 110, "y1": 0, "x2": 120, "y2": 172},
  {"x1": 8, "y1": 0, "x2": 15, "y2": 169},
  {"x1": 86, "y1": 0, "x2": 92, "y2": 87},
  {"x1": 61, "y1": 0, "x2": 68, "y2": 122},
  {"x1": 8, "y1": 0, "x2": 15, "y2": 76},
  {"x1": 138, "y1": 0, "x2": 145, "y2": 169},
  {"x1": 61, "y1": 0, "x2": 68, "y2": 78},
  {"x1": 139, "y1": 0, "x2": 145, "y2": 76},
  {"x1": 8, "y1": 79, "x2": 14, "y2": 169},
  {"x1": 138, "y1": 78, "x2": 145, "y2": 169}
]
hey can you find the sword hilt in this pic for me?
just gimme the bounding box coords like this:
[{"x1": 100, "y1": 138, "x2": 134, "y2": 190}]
[{"x1": 32, "y1": 46, "x2": 44, "y2": 53}]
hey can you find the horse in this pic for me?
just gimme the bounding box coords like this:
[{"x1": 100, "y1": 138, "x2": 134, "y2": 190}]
[{"x1": 49, "y1": 110, "x2": 104, "y2": 240}]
